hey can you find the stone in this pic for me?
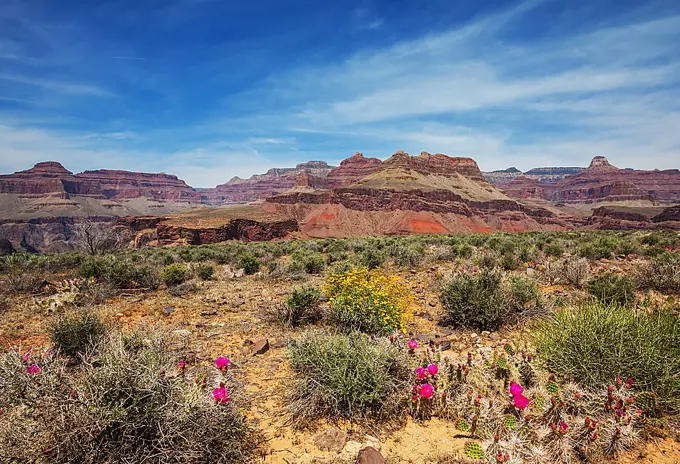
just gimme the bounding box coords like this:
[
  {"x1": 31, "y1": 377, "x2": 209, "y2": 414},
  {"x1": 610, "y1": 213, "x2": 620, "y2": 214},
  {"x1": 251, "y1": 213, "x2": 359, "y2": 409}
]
[
  {"x1": 342, "y1": 441, "x2": 363, "y2": 458},
  {"x1": 313, "y1": 427, "x2": 347, "y2": 452},
  {"x1": 172, "y1": 329, "x2": 191, "y2": 337},
  {"x1": 356, "y1": 447, "x2": 386, "y2": 464},
  {"x1": 162, "y1": 306, "x2": 175, "y2": 316},
  {"x1": 433, "y1": 337, "x2": 451, "y2": 351},
  {"x1": 251, "y1": 338, "x2": 270, "y2": 356}
]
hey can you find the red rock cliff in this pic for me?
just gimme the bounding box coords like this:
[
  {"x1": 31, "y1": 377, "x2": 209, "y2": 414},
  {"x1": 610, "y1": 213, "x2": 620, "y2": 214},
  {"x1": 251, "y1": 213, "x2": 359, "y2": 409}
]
[{"x1": 326, "y1": 152, "x2": 382, "y2": 188}]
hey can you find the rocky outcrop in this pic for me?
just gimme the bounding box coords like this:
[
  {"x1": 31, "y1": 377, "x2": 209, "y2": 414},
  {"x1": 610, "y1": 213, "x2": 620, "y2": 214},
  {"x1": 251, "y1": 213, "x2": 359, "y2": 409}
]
[
  {"x1": 482, "y1": 167, "x2": 522, "y2": 184},
  {"x1": 522, "y1": 166, "x2": 585, "y2": 182},
  {"x1": 201, "y1": 161, "x2": 335, "y2": 205},
  {"x1": 0, "y1": 162, "x2": 199, "y2": 202},
  {"x1": 592, "y1": 207, "x2": 650, "y2": 223},
  {"x1": 156, "y1": 218, "x2": 298, "y2": 245},
  {"x1": 652, "y1": 205, "x2": 680, "y2": 223},
  {"x1": 76, "y1": 170, "x2": 198, "y2": 202},
  {"x1": 499, "y1": 176, "x2": 547, "y2": 199},
  {"x1": 379, "y1": 150, "x2": 486, "y2": 182},
  {"x1": 326, "y1": 153, "x2": 382, "y2": 188}
]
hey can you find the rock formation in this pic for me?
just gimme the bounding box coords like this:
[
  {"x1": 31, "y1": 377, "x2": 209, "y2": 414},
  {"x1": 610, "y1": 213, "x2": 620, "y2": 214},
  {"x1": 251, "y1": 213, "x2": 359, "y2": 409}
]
[
  {"x1": 326, "y1": 152, "x2": 382, "y2": 188},
  {"x1": 201, "y1": 161, "x2": 335, "y2": 205}
]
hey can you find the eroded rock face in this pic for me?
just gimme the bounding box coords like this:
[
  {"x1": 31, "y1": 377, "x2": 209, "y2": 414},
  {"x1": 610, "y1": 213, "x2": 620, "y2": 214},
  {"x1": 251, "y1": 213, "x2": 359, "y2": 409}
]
[
  {"x1": 380, "y1": 150, "x2": 486, "y2": 182},
  {"x1": 202, "y1": 161, "x2": 335, "y2": 205},
  {"x1": 156, "y1": 218, "x2": 298, "y2": 245},
  {"x1": 77, "y1": 170, "x2": 198, "y2": 201},
  {"x1": 0, "y1": 162, "x2": 198, "y2": 202},
  {"x1": 326, "y1": 152, "x2": 382, "y2": 188}
]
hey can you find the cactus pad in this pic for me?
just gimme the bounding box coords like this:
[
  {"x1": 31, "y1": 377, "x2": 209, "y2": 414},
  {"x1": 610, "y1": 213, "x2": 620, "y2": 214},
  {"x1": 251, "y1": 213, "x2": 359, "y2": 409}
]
[
  {"x1": 503, "y1": 414, "x2": 517, "y2": 430},
  {"x1": 546, "y1": 380, "x2": 560, "y2": 395},
  {"x1": 456, "y1": 418, "x2": 471, "y2": 432},
  {"x1": 464, "y1": 442, "x2": 485, "y2": 460}
]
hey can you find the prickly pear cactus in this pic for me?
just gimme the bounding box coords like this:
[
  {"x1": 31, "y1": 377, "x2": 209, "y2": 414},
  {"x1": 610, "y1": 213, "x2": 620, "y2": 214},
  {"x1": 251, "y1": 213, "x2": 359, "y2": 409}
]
[
  {"x1": 533, "y1": 394, "x2": 546, "y2": 412},
  {"x1": 503, "y1": 414, "x2": 517, "y2": 430},
  {"x1": 456, "y1": 418, "x2": 471, "y2": 432},
  {"x1": 503, "y1": 343, "x2": 515, "y2": 356},
  {"x1": 546, "y1": 380, "x2": 560, "y2": 395},
  {"x1": 496, "y1": 355, "x2": 508, "y2": 372},
  {"x1": 635, "y1": 391, "x2": 658, "y2": 416},
  {"x1": 464, "y1": 441, "x2": 485, "y2": 460}
]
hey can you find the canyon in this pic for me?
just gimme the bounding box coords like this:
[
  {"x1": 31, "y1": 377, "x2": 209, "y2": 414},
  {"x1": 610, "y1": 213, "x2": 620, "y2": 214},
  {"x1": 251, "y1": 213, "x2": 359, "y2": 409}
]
[{"x1": 1, "y1": 153, "x2": 679, "y2": 252}]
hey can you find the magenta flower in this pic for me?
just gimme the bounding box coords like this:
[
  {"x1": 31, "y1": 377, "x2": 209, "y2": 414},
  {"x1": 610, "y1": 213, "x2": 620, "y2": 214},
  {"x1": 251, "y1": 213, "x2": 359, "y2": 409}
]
[
  {"x1": 215, "y1": 357, "x2": 230, "y2": 370},
  {"x1": 415, "y1": 367, "x2": 428, "y2": 381},
  {"x1": 427, "y1": 364, "x2": 439, "y2": 376},
  {"x1": 407, "y1": 339, "x2": 418, "y2": 350},
  {"x1": 509, "y1": 382, "x2": 524, "y2": 396},
  {"x1": 22, "y1": 350, "x2": 31, "y2": 362},
  {"x1": 211, "y1": 384, "x2": 231, "y2": 404},
  {"x1": 418, "y1": 383, "x2": 434, "y2": 399},
  {"x1": 513, "y1": 393, "x2": 529, "y2": 410},
  {"x1": 26, "y1": 364, "x2": 41, "y2": 375}
]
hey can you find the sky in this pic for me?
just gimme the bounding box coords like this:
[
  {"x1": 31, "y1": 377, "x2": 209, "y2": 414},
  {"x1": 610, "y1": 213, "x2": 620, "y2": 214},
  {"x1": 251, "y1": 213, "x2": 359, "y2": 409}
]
[{"x1": 0, "y1": 0, "x2": 679, "y2": 187}]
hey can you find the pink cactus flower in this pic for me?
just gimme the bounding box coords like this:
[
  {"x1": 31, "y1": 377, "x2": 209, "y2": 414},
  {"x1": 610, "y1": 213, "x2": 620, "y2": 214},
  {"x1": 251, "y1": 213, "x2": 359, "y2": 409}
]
[
  {"x1": 211, "y1": 383, "x2": 231, "y2": 403},
  {"x1": 26, "y1": 364, "x2": 41, "y2": 374},
  {"x1": 419, "y1": 383, "x2": 434, "y2": 399},
  {"x1": 513, "y1": 393, "x2": 529, "y2": 410},
  {"x1": 22, "y1": 350, "x2": 31, "y2": 362},
  {"x1": 179, "y1": 360, "x2": 187, "y2": 370},
  {"x1": 415, "y1": 367, "x2": 428, "y2": 381},
  {"x1": 407, "y1": 340, "x2": 418, "y2": 350},
  {"x1": 215, "y1": 357, "x2": 230, "y2": 370},
  {"x1": 509, "y1": 382, "x2": 524, "y2": 396},
  {"x1": 427, "y1": 364, "x2": 439, "y2": 376}
]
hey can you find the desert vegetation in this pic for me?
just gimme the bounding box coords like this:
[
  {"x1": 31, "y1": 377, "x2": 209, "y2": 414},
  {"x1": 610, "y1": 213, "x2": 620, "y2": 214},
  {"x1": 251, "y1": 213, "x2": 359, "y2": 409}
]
[{"x1": 1, "y1": 229, "x2": 679, "y2": 463}]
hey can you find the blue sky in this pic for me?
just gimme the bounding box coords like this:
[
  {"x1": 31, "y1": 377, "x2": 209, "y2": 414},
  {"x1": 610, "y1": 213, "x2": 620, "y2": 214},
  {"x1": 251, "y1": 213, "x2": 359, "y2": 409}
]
[{"x1": 0, "y1": 0, "x2": 679, "y2": 187}]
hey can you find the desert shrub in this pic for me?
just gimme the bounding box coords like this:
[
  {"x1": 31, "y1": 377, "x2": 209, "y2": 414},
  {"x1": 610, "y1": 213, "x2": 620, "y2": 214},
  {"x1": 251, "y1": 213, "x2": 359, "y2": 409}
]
[
  {"x1": 197, "y1": 262, "x2": 215, "y2": 280},
  {"x1": 236, "y1": 253, "x2": 261, "y2": 275},
  {"x1": 291, "y1": 249, "x2": 325, "y2": 274},
  {"x1": 477, "y1": 251, "x2": 500, "y2": 269},
  {"x1": 534, "y1": 304, "x2": 680, "y2": 413},
  {"x1": 160, "y1": 263, "x2": 191, "y2": 287},
  {"x1": 388, "y1": 243, "x2": 425, "y2": 268},
  {"x1": 543, "y1": 242, "x2": 565, "y2": 258},
  {"x1": 577, "y1": 237, "x2": 617, "y2": 260},
  {"x1": 440, "y1": 268, "x2": 515, "y2": 331},
  {"x1": 561, "y1": 256, "x2": 589, "y2": 288},
  {"x1": 135, "y1": 264, "x2": 160, "y2": 290},
  {"x1": 0, "y1": 254, "x2": 43, "y2": 293},
  {"x1": 105, "y1": 258, "x2": 140, "y2": 288},
  {"x1": 49, "y1": 309, "x2": 107, "y2": 360},
  {"x1": 587, "y1": 273, "x2": 635, "y2": 306},
  {"x1": 500, "y1": 252, "x2": 519, "y2": 271},
  {"x1": 325, "y1": 267, "x2": 414, "y2": 334},
  {"x1": 508, "y1": 275, "x2": 541, "y2": 311},
  {"x1": 286, "y1": 331, "x2": 411, "y2": 427},
  {"x1": 451, "y1": 242, "x2": 474, "y2": 259},
  {"x1": 356, "y1": 248, "x2": 385, "y2": 269},
  {"x1": 0, "y1": 330, "x2": 258, "y2": 463},
  {"x1": 274, "y1": 286, "x2": 322, "y2": 327},
  {"x1": 635, "y1": 253, "x2": 680, "y2": 293}
]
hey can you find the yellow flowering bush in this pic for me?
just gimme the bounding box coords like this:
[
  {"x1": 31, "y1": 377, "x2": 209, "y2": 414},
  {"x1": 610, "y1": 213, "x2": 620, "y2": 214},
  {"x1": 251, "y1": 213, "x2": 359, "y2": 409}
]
[{"x1": 325, "y1": 267, "x2": 414, "y2": 334}]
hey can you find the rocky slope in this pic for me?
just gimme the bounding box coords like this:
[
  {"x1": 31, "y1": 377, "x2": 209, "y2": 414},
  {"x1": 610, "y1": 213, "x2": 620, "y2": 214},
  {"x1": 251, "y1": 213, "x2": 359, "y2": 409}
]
[
  {"x1": 200, "y1": 161, "x2": 335, "y2": 205},
  {"x1": 326, "y1": 152, "x2": 382, "y2": 188}
]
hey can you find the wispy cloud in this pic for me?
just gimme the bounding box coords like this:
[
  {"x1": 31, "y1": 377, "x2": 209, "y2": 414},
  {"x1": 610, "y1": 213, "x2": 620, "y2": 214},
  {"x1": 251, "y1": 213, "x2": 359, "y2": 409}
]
[{"x1": 0, "y1": 74, "x2": 115, "y2": 97}]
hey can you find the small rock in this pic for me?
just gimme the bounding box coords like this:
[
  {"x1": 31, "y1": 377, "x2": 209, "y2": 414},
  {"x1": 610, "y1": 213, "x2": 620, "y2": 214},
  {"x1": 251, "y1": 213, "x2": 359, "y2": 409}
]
[
  {"x1": 251, "y1": 338, "x2": 270, "y2": 356},
  {"x1": 481, "y1": 331, "x2": 490, "y2": 336},
  {"x1": 162, "y1": 306, "x2": 175, "y2": 316},
  {"x1": 356, "y1": 447, "x2": 386, "y2": 464},
  {"x1": 342, "y1": 441, "x2": 363, "y2": 458},
  {"x1": 172, "y1": 329, "x2": 191, "y2": 337},
  {"x1": 428, "y1": 301, "x2": 436, "y2": 307},
  {"x1": 314, "y1": 427, "x2": 347, "y2": 452},
  {"x1": 271, "y1": 339, "x2": 289, "y2": 349},
  {"x1": 433, "y1": 337, "x2": 451, "y2": 351},
  {"x1": 364, "y1": 435, "x2": 381, "y2": 451},
  {"x1": 200, "y1": 310, "x2": 217, "y2": 317},
  {"x1": 470, "y1": 333, "x2": 478, "y2": 339}
]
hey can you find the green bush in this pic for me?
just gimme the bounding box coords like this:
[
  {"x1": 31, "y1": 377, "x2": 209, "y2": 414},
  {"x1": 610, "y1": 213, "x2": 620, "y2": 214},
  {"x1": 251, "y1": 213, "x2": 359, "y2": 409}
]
[
  {"x1": 440, "y1": 268, "x2": 514, "y2": 331},
  {"x1": 49, "y1": 310, "x2": 107, "y2": 359},
  {"x1": 0, "y1": 330, "x2": 259, "y2": 462},
  {"x1": 636, "y1": 254, "x2": 680, "y2": 293},
  {"x1": 587, "y1": 273, "x2": 635, "y2": 306},
  {"x1": 160, "y1": 263, "x2": 191, "y2": 287},
  {"x1": 356, "y1": 248, "x2": 385, "y2": 269},
  {"x1": 533, "y1": 304, "x2": 680, "y2": 413},
  {"x1": 197, "y1": 263, "x2": 215, "y2": 280},
  {"x1": 388, "y1": 243, "x2": 425, "y2": 268},
  {"x1": 577, "y1": 237, "x2": 617, "y2": 260},
  {"x1": 509, "y1": 275, "x2": 541, "y2": 311},
  {"x1": 543, "y1": 242, "x2": 565, "y2": 258},
  {"x1": 291, "y1": 250, "x2": 325, "y2": 274},
  {"x1": 286, "y1": 331, "x2": 411, "y2": 427},
  {"x1": 275, "y1": 286, "x2": 322, "y2": 327},
  {"x1": 236, "y1": 253, "x2": 260, "y2": 275}
]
